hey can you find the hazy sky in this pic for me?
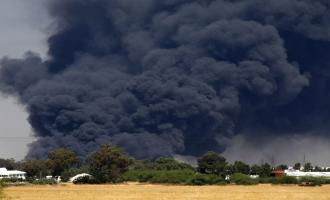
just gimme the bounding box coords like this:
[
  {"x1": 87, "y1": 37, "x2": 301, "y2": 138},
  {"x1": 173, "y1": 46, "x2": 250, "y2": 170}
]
[
  {"x1": 1, "y1": 0, "x2": 330, "y2": 166},
  {"x1": 0, "y1": 0, "x2": 49, "y2": 160}
]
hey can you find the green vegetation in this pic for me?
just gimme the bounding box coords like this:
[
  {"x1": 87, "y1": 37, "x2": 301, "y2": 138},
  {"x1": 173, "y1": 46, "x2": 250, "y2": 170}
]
[
  {"x1": 30, "y1": 178, "x2": 57, "y2": 185},
  {"x1": 121, "y1": 169, "x2": 194, "y2": 184},
  {"x1": 73, "y1": 176, "x2": 100, "y2": 184},
  {"x1": 2, "y1": 145, "x2": 330, "y2": 186},
  {"x1": 87, "y1": 145, "x2": 130, "y2": 183},
  {"x1": 121, "y1": 169, "x2": 225, "y2": 185},
  {"x1": 61, "y1": 166, "x2": 89, "y2": 182},
  {"x1": 197, "y1": 152, "x2": 227, "y2": 177},
  {"x1": 273, "y1": 176, "x2": 298, "y2": 185},
  {"x1": 22, "y1": 159, "x2": 49, "y2": 178},
  {"x1": 47, "y1": 148, "x2": 80, "y2": 176},
  {"x1": 230, "y1": 173, "x2": 258, "y2": 185},
  {"x1": 298, "y1": 177, "x2": 330, "y2": 186}
]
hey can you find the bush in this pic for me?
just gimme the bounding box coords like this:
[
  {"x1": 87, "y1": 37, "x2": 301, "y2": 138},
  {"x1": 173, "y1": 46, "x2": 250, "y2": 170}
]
[
  {"x1": 30, "y1": 178, "x2": 57, "y2": 185},
  {"x1": 298, "y1": 177, "x2": 330, "y2": 186},
  {"x1": 258, "y1": 176, "x2": 330, "y2": 186},
  {"x1": 121, "y1": 169, "x2": 226, "y2": 185},
  {"x1": 0, "y1": 178, "x2": 25, "y2": 183},
  {"x1": 121, "y1": 169, "x2": 196, "y2": 184},
  {"x1": 149, "y1": 170, "x2": 194, "y2": 184},
  {"x1": 61, "y1": 166, "x2": 89, "y2": 182},
  {"x1": 257, "y1": 177, "x2": 279, "y2": 184},
  {"x1": 273, "y1": 176, "x2": 298, "y2": 185},
  {"x1": 73, "y1": 176, "x2": 100, "y2": 184},
  {"x1": 187, "y1": 174, "x2": 226, "y2": 185},
  {"x1": 230, "y1": 173, "x2": 258, "y2": 185},
  {"x1": 121, "y1": 170, "x2": 156, "y2": 182}
]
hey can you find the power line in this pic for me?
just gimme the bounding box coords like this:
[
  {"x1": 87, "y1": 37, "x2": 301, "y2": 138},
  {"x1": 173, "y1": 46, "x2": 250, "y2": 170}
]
[{"x1": 0, "y1": 136, "x2": 35, "y2": 141}]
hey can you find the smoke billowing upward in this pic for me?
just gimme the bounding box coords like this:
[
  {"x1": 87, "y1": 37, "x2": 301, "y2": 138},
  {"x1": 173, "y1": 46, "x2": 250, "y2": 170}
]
[{"x1": 1, "y1": 0, "x2": 330, "y2": 160}]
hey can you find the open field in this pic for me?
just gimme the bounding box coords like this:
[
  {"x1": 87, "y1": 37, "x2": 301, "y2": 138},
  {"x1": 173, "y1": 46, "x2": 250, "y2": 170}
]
[{"x1": 3, "y1": 183, "x2": 330, "y2": 200}]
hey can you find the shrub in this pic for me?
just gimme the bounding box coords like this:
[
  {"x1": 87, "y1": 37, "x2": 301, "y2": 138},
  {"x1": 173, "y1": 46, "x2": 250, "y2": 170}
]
[
  {"x1": 121, "y1": 169, "x2": 226, "y2": 185},
  {"x1": 230, "y1": 173, "x2": 258, "y2": 185},
  {"x1": 0, "y1": 178, "x2": 25, "y2": 183},
  {"x1": 187, "y1": 174, "x2": 226, "y2": 185},
  {"x1": 121, "y1": 170, "x2": 156, "y2": 182},
  {"x1": 298, "y1": 177, "x2": 330, "y2": 186},
  {"x1": 73, "y1": 176, "x2": 100, "y2": 184},
  {"x1": 257, "y1": 177, "x2": 279, "y2": 184},
  {"x1": 30, "y1": 178, "x2": 57, "y2": 185},
  {"x1": 121, "y1": 169, "x2": 196, "y2": 184},
  {"x1": 153, "y1": 158, "x2": 194, "y2": 171},
  {"x1": 149, "y1": 170, "x2": 195, "y2": 184},
  {"x1": 61, "y1": 166, "x2": 89, "y2": 182},
  {"x1": 274, "y1": 176, "x2": 298, "y2": 185}
]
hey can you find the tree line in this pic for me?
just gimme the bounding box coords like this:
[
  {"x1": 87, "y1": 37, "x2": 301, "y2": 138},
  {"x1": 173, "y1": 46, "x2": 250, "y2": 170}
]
[{"x1": 0, "y1": 145, "x2": 329, "y2": 185}]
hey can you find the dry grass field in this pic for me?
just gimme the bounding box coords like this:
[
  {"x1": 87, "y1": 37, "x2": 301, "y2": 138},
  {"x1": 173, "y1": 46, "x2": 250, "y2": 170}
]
[{"x1": 3, "y1": 183, "x2": 330, "y2": 200}]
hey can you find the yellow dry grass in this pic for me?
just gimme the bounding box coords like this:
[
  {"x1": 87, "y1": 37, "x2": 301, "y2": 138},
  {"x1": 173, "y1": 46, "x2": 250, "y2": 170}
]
[{"x1": 3, "y1": 183, "x2": 330, "y2": 200}]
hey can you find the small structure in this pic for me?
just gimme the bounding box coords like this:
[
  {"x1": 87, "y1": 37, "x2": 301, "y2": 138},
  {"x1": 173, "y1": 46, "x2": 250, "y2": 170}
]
[
  {"x1": 46, "y1": 175, "x2": 62, "y2": 183},
  {"x1": 250, "y1": 175, "x2": 260, "y2": 179},
  {"x1": 271, "y1": 170, "x2": 285, "y2": 178},
  {"x1": 0, "y1": 168, "x2": 26, "y2": 180},
  {"x1": 69, "y1": 173, "x2": 92, "y2": 183}
]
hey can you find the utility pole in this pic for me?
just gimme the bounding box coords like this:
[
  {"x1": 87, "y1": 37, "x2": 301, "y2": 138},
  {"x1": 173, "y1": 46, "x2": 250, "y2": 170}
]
[{"x1": 271, "y1": 155, "x2": 275, "y2": 168}]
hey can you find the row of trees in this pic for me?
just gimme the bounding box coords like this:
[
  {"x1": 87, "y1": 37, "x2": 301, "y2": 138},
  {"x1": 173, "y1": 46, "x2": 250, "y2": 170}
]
[
  {"x1": 0, "y1": 145, "x2": 129, "y2": 182},
  {"x1": 196, "y1": 152, "x2": 272, "y2": 177},
  {"x1": 0, "y1": 146, "x2": 327, "y2": 184}
]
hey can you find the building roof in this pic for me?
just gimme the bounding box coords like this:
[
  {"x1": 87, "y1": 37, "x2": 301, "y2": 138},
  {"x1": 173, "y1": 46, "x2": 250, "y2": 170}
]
[
  {"x1": 69, "y1": 173, "x2": 92, "y2": 182},
  {"x1": 0, "y1": 168, "x2": 26, "y2": 175},
  {"x1": 285, "y1": 169, "x2": 330, "y2": 177}
]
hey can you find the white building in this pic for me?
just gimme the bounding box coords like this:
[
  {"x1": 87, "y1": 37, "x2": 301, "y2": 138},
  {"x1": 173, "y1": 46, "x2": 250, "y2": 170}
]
[
  {"x1": 0, "y1": 168, "x2": 26, "y2": 180},
  {"x1": 285, "y1": 168, "x2": 330, "y2": 178}
]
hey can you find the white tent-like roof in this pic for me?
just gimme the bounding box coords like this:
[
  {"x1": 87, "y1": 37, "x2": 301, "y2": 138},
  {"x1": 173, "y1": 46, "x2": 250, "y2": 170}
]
[{"x1": 69, "y1": 173, "x2": 92, "y2": 182}]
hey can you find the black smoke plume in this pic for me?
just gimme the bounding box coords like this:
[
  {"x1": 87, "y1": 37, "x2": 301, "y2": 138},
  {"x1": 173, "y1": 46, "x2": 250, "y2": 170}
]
[{"x1": 2, "y1": 0, "x2": 330, "y2": 160}]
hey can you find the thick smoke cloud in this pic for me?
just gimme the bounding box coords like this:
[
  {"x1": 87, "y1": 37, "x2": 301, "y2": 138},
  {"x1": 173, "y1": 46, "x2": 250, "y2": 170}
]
[{"x1": 2, "y1": 0, "x2": 330, "y2": 160}]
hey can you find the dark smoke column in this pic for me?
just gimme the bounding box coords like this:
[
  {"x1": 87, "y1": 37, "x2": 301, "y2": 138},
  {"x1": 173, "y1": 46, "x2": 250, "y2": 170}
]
[{"x1": 3, "y1": 0, "x2": 325, "y2": 160}]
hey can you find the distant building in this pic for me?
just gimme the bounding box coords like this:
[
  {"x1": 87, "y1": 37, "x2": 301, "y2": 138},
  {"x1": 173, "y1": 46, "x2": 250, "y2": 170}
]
[
  {"x1": 285, "y1": 168, "x2": 330, "y2": 178},
  {"x1": 271, "y1": 170, "x2": 285, "y2": 177},
  {"x1": 0, "y1": 168, "x2": 26, "y2": 180}
]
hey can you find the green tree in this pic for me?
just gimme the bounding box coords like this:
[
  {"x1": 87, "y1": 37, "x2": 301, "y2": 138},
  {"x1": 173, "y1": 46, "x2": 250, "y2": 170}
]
[
  {"x1": 313, "y1": 166, "x2": 322, "y2": 172},
  {"x1": 0, "y1": 158, "x2": 18, "y2": 170},
  {"x1": 153, "y1": 157, "x2": 194, "y2": 171},
  {"x1": 232, "y1": 161, "x2": 250, "y2": 175},
  {"x1": 276, "y1": 164, "x2": 288, "y2": 170},
  {"x1": 21, "y1": 160, "x2": 49, "y2": 178},
  {"x1": 304, "y1": 162, "x2": 313, "y2": 172},
  {"x1": 293, "y1": 163, "x2": 301, "y2": 170},
  {"x1": 259, "y1": 163, "x2": 272, "y2": 177},
  {"x1": 224, "y1": 164, "x2": 234, "y2": 175},
  {"x1": 88, "y1": 145, "x2": 130, "y2": 183},
  {"x1": 250, "y1": 165, "x2": 262, "y2": 175},
  {"x1": 197, "y1": 152, "x2": 227, "y2": 176},
  {"x1": 47, "y1": 148, "x2": 79, "y2": 176}
]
